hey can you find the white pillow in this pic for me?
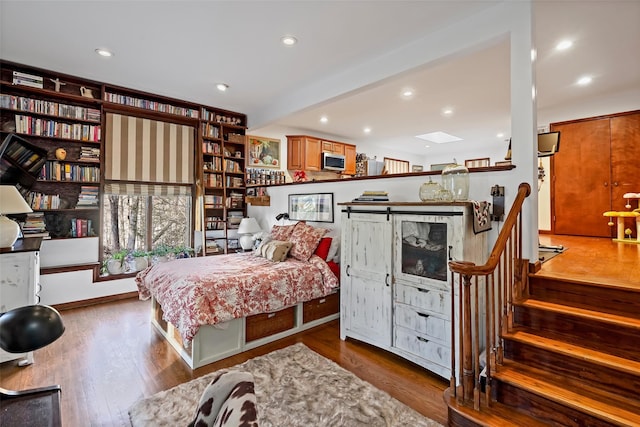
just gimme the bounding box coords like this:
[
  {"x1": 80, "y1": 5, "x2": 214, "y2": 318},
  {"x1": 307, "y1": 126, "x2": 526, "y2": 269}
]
[{"x1": 326, "y1": 229, "x2": 341, "y2": 263}]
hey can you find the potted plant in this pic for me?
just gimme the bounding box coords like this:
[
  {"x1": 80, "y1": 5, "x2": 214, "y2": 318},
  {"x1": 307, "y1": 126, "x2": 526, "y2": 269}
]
[
  {"x1": 129, "y1": 249, "x2": 150, "y2": 272},
  {"x1": 106, "y1": 249, "x2": 128, "y2": 275}
]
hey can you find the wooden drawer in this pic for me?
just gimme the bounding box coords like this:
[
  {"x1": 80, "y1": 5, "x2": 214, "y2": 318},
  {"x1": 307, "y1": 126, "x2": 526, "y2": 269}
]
[
  {"x1": 394, "y1": 283, "x2": 451, "y2": 317},
  {"x1": 394, "y1": 326, "x2": 450, "y2": 368},
  {"x1": 245, "y1": 306, "x2": 295, "y2": 342},
  {"x1": 394, "y1": 302, "x2": 450, "y2": 344},
  {"x1": 303, "y1": 291, "x2": 339, "y2": 323}
]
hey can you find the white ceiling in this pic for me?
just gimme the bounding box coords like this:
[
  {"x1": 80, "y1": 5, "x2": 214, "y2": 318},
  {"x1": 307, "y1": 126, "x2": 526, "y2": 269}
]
[{"x1": 1, "y1": 1, "x2": 639, "y2": 160}]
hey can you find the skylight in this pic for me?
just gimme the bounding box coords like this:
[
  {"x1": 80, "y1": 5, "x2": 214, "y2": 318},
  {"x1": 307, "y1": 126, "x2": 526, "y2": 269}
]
[{"x1": 415, "y1": 131, "x2": 462, "y2": 144}]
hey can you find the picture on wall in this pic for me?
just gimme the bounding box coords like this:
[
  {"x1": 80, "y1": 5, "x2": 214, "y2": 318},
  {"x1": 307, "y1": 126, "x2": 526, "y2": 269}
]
[
  {"x1": 248, "y1": 135, "x2": 281, "y2": 168},
  {"x1": 288, "y1": 193, "x2": 334, "y2": 223}
]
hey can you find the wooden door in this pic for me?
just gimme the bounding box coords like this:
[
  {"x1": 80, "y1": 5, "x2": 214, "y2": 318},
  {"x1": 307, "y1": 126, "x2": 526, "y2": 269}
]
[
  {"x1": 340, "y1": 213, "x2": 392, "y2": 347},
  {"x1": 610, "y1": 112, "x2": 640, "y2": 237},
  {"x1": 552, "y1": 118, "x2": 612, "y2": 237}
]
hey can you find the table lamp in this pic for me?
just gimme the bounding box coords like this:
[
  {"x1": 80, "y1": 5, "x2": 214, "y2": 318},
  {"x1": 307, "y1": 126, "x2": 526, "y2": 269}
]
[
  {"x1": 237, "y1": 217, "x2": 262, "y2": 251},
  {"x1": 0, "y1": 185, "x2": 33, "y2": 249}
]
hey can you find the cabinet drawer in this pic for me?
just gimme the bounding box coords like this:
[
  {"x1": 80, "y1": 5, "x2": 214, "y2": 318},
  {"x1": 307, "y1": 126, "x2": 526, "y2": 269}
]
[
  {"x1": 394, "y1": 303, "x2": 450, "y2": 344},
  {"x1": 303, "y1": 292, "x2": 339, "y2": 323},
  {"x1": 394, "y1": 326, "x2": 450, "y2": 368},
  {"x1": 245, "y1": 306, "x2": 295, "y2": 342},
  {"x1": 394, "y1": 283, "x2": 450, "y2": 317}
]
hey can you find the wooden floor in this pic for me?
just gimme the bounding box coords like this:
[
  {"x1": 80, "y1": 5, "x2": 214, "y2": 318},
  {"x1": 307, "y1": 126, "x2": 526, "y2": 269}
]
[{"x1": 1, "y1": 234, "x2": 635, "y2": 427}]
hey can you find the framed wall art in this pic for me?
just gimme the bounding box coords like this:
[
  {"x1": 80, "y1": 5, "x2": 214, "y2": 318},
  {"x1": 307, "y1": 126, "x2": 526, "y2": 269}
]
[
  {"x1": 288, "y1": 193, "x2": 334, "y2": 223},
  {"x1": 247, "y1": 135, "x2": 281, "y2": 168}
]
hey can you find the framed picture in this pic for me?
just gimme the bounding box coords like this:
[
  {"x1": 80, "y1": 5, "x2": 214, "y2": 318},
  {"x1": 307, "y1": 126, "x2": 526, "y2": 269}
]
[
  {"x1": 465, "y1": 157, "x2": 490, "y2": 168},
  {"x1": 288, "y1": 193, "x2": 334, "y2": 223},
  {"x1": 411, "y1": 165, "x2": 424, "y2": 172},
  {"x1": 247, "y1": 135, "x2": 281, "y2": 168},
  {"x1": 430, "y1": 162, "x2": 453, "y2": 171}
]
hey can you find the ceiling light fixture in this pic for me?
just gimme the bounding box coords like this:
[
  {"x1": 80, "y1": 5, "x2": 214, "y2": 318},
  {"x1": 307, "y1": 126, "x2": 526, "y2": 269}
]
[
  {"x1": 320, "y1": 116, "x2": 328, "y2": 123},
  {"x1": 95, "y1": 48, "x2": 114, "y2": 57},
  {"x1": 556, "y1": 40, "x2": 573, "y2": 51},
  {"x1": 441, "y1": 108, "x2": 454, "y2": 116},
  {"x1": 402, "y1": 89, "x2": 414, "y2": 98},
  {"x1": 415, "y1": 131, "x2": 462, "y2": 144},
  {"x1": 577, "y1": 76, "x2": 593, "y2": 86},
  {"x1": 281, "y1": 35, "x2": 298, "y2": 46},
  {"x1": 216, "y1": 83, "x2": 229, "y2": 92},
  {"x1": 496, "y1": 133, "x2": 504, "y2": 138},
  {"x1": 363, "y1": 127, "x2": 371, "y2": 134}
]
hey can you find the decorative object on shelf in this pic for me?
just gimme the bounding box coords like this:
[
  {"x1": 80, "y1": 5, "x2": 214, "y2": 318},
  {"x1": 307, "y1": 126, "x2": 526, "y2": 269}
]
[
  {"x1": 54, "y1": 147, "x2": 67, "y2": 160},
  {"x1": 419, "y1": 177, "x2": 443, "y2": 201},
  {"x1": 288, "y1": 193, "x2": 334, "y2": 223},
  {"x1": 79, "y1": 86, "x2": 94, "y2": 98},
  {"x1": 441, "y1": 159, "x2": 469, "y2": 201},
  {"x1": 0, "y1": 185, "x2": 33, "y2": 248},
  {"x1": 238, "y1": 217, "x2": 262, "y2": 251},
  {"x1": 411, "y1": 165, "x2": 424, "y2": 172},
  {"x1": 293, "y1": 170, "x2": 307, "y2": 182},
  {"x1": 49, "y1": 78, "x2": 66, "y2": 92},
  {"x1": 248, "y1": 136, "x2": 280, "y2": 168}
]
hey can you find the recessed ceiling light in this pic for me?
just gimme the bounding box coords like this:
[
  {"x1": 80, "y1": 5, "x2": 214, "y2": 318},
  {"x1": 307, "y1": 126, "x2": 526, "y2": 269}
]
[
  {"x1": 320, "y1": 116, "x2": 328, "y2": 123},
  {"x1": 281, "y1": 35, "x2": 298, "y2": 46},
  {"x1": 363, "y1": 127, "x2": 371, "y2": 134},
  {"x1": 577, "y1": 76, "x2": 592, "y2": 86},
  {"x1": 556, "y1": 40, "x2": 573, "y2": 51},
  {"x1": 216, "y1": 83, "x2": 229, "y2": 92},
  {"x1": 95, "y1": 48, "x2": 114, "y2": 57},
  {"x1": 415, "y1": 131, "x2": 462, "y2": 144},
  {"x1": 402, "y1": 89, "x2": 414, "y2": 98},
  {"x1": 497, "y1": 133, "x2": 504, "y2": 138}
]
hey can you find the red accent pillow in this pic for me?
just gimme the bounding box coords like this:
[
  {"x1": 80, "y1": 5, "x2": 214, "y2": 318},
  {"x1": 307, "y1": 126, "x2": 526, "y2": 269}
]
[
  {"x1": 314, "y1": 237, "x2": 332, "y2": 261},
  {"x1": 326, "y1": 260, "x2": 340, "y2": 280}
]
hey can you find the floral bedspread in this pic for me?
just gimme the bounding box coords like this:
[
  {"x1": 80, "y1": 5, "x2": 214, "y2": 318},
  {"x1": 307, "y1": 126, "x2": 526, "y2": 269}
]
[{"x1": 136, "y1": 253, "x2": 339, "y2": 342}]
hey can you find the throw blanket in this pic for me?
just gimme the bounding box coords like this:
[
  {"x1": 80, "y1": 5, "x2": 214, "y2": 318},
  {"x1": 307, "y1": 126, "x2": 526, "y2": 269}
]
[
  {"x1": 136, "y1": 253, "x2": 338, "y2": 342},
  {"x1": 472, "y1": 200, "x2": 492, "y2": 234}
]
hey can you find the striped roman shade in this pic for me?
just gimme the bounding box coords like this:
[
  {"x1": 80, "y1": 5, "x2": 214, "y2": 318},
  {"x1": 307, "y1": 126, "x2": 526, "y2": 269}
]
[
  {"x1": 384, "y1": 157, "x2": 409, "y2": 174},
  {"x1": 105, "y1": 113, "x2": 195, "y2": 185},
  {"x1": 103, "y1": 182, "x2": 191, "y2": 196}
]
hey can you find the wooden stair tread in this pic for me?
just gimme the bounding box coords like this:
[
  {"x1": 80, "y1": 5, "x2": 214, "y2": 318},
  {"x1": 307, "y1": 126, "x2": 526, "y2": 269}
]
[
  {"x1": 444, "y1": 387, "x2": 549, "y2": 427},
  {"x1": 517, "y1": 299, "x2": 640, "y2": 330},
  {"x1": 529, "y1": 272, "x2": 640, "y2": 293},
  {"x1": 503, "y1": 329, "x2": 640, "y2": 376},
  {"x1": 493, "y1": 364, "x2": 640, "y2": 426}
]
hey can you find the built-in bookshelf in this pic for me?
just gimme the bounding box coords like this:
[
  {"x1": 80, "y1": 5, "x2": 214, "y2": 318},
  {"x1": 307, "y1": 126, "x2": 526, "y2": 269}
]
[
  {"x1": 103, "y1": 84, "x2": 200, "y2": 118},
  {"x1": 201, "y1": 107, "x2": 247, "y2": 255},
  {"x1": 0, "y1": 61, "x2": 103, "y2": 239}
]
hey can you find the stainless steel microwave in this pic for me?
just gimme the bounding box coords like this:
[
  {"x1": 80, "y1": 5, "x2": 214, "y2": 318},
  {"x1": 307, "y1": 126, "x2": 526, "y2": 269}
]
[{"x1": 322, "y1": 152, "x2": 346, "y2": 171}]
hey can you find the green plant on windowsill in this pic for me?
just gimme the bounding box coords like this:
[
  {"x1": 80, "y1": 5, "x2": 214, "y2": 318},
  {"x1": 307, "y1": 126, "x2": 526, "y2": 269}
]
[{"x1": 106, "y1": 249, "x2": 128, "y2": 275}]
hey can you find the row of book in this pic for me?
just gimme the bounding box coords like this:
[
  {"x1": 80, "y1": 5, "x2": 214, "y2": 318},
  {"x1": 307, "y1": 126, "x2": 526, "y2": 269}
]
[
  {"x1": 2, "y1": 139, "x2": 46, "y2": 173},
  {"x1": 1, "y1": 94, "x2": 101, "y2": 122},
  {"x1": 103, "y1": 92, "x2": 200, "y2": 118},
  {"x1": 204, "y1": 157, "x2": 222, "y2": 171},
  {"x1": 204, "y1": 172, "x2": 223, "y2": 188},
  {"x1": 76, "y1": 186, "x2": 99, "y2": 208},
  {"x1": 24, "y1": 191, "x2": 61, "y2": 210},
  {"x1": 70, "y1": 218, "x2": 94, "y2": 238},
  {"x1": 352, "y1": 190, "x2": 390, "y2": 202},
  {"x1": 224, "y1": 159, "x2": 242, "y2": 173},
  {"x1": 205, "y1": 216, "x2": 225, "y2": 230},
  {"x1": 202, "y1": 123, "x2": 220, "y2": 139},
  {"x1": 204, "y1": 194, "x2": 224, "y2": 208},
  {"x1": 203, "y1": 141, "x2": 222, "y2": 155},
  {"x1": 15, "y1": 114, "x2": 102, "y2": 142},
  {"x1": 226, "y1": 176, "x2": 244, "y2": 188},
  {"x1": 12, "y1": 71, "x2": 43, "y2": 89},
  {"x1": 40, "y1": 161, "x2": 100, "y2": 182},
  {"x1": 20, "y1": 212, "x2": 50, "y2": 239},
  {"x1": 80, "y1": 146, "x2": 100, "y2": 162}
]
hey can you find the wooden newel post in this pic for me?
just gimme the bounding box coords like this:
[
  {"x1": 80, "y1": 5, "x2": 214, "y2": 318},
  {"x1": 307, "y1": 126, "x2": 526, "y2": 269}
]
[{"x1": 462, "y1": 273, "x2": 474, "y2": 402}]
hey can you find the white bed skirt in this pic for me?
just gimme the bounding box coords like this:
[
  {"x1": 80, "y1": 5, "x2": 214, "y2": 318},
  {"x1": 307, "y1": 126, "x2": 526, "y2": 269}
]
[{"x1": 150, "y1": 293, "x2": 339, "y2": 369}]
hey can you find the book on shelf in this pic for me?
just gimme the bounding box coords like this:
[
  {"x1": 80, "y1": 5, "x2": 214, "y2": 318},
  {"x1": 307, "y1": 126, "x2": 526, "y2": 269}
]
[
  {"x1": 12, "y1": 71, "x2": 44, "y2": 89},
  {"x1": 352, "y1": 190, "x2": 389, "y2": 202}
]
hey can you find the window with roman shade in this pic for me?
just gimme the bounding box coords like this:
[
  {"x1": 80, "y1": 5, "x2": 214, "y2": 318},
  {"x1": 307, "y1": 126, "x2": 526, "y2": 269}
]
[{"x1": 383, "y1": 157, "x2": 410, "y2": 174}]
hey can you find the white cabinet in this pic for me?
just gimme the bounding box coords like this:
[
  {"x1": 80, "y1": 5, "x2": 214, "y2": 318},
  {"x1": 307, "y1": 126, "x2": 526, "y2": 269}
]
[
  {"x1": 0, "y1": 238, "x2": 42, "y2": 365},
  {"x1": 339, "y1": 203, "x2": 486, "y2": 379},
  {"x1": 340, "y1": 212, "x2": 392, "y2": 348}
]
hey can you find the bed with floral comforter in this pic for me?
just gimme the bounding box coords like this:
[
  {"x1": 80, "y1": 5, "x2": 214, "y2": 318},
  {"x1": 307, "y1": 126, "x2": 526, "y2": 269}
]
[{"x1": 136, "y1": 252, "x2": 339, "y2": 343}]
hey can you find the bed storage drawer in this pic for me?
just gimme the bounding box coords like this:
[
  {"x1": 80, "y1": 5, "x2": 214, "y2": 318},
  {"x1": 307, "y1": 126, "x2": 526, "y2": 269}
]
[
  {"x1": 246, "y1": 306, "x2": 295, "y2": 342},
  {"x1": 303, "y1": 291, "x2": 339, "y2": 323}
]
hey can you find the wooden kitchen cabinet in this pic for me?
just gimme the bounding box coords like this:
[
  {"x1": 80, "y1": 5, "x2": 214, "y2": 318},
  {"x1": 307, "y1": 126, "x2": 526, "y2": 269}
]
[
  {"x1": 286, "y1": 135, "x2": 321, "y2": 171},
  {"x1": 322, "y1": 140, "x2": 345, "y2": 155},
  {"x1": 344, "y1": 144, "x2": 356, "y2": 175},
  {"x1": 551, "y1": 111, "x2": 640, "y2": 237}
]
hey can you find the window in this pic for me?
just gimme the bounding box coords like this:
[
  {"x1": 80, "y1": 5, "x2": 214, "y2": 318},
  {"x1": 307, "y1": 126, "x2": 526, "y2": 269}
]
[
  {"x1": 101, "y1": 192, "x2": 192, "y2": 270},
  {"x1": 383, "y1": 157, "x2": 409, "y2": 174}
]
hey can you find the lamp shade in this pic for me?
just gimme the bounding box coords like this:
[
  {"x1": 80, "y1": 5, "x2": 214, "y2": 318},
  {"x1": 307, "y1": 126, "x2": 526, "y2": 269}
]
[
  {"x1": 0, "y1": 185, "x2": 32, "y2": 215},
  {"x1": 0, "y1": 185, "x2": 32, "y2": 248},
  {"x1": 0, "y1": 305, "x2": 65, "y2": 353},
  {"x1": 237, "y1": 217, "x2": 262, "y2": 235}
]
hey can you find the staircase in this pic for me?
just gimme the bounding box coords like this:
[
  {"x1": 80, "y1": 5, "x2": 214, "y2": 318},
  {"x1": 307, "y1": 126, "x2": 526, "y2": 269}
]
[{"x1": 447, "y1": 267, "x2": 640, "y2": 426}]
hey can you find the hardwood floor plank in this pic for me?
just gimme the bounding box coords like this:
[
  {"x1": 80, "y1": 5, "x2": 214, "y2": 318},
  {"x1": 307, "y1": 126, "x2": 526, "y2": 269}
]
[{"x1": 0, "y1": 298, "x2": 448, "y2": 426}]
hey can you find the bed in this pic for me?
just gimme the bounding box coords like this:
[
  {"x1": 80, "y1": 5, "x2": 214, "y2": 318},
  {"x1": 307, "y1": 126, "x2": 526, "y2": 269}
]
[{"x1": 136, "y1": 223, "x2": 340, "y2": 369}]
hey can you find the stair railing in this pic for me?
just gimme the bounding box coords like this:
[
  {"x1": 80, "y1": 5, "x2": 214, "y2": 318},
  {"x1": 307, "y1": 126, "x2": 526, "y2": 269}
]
[{"x1": 448, "y1": 182, "x2": 531, "y2": 410}]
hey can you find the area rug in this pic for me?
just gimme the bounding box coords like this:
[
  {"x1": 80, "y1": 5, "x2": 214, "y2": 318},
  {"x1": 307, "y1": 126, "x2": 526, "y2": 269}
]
[
  {"x1": 129, "y1": 343, "x2": 442, "y2": 427},
  {"x1": 539, "y1": 247, "x2": 567, "y2": 263}
]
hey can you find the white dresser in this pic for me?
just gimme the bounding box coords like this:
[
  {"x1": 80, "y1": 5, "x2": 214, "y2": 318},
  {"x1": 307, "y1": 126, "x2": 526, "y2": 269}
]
[
  {"x1": 340, "y1": 203, "x2": 486, "y2": 379},
  {"x1": 0, "y1": 237, "x2": 42, "y2": 365}
]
